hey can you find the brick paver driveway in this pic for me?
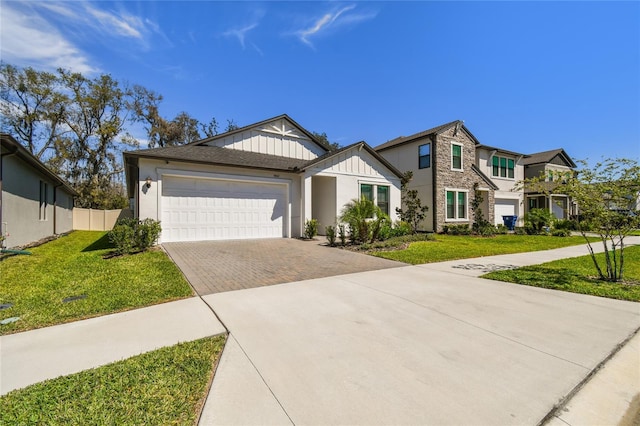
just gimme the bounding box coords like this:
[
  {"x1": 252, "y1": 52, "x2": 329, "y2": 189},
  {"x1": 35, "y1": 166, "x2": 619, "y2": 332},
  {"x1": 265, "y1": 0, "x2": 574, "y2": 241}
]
[{"x1": 163, "y1": 239, "x2": 405, "y2": 295}]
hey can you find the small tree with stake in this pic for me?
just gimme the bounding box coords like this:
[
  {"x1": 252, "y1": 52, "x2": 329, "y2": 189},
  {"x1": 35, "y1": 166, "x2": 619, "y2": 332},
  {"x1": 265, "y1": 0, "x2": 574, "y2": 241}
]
[
  {"x1": 523, "y1": 158, "x2": 640, "y2": 282},
  {"x1": 395, "y1": 171, "x2": 429, "y2": 234}
]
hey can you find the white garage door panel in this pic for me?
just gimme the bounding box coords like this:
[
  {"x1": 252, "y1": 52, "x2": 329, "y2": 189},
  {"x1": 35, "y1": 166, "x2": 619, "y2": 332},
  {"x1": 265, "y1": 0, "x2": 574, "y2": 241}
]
[
  {"x1": 161, "y1": 176, "x2": 286, "y2": 242},
  {"x1": 494, "y1": 199, "x2": 518, "y2": 225}
]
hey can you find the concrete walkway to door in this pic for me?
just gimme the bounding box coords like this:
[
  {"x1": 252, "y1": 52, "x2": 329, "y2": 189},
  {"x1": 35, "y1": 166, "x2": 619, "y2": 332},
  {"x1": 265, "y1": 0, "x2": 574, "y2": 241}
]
[{"x1": 163, "y1": 239, "x2": 404, "y2": 295}]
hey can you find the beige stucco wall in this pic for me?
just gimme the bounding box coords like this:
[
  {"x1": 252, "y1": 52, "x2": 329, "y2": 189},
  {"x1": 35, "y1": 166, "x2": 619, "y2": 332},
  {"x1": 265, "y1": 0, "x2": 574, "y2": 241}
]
[
  {"x1": 378, "y1": 137, "x2": 434, "y2": 231},
  {"x1": 1, "y1": 153, "x2": 74, "y2": 248}
]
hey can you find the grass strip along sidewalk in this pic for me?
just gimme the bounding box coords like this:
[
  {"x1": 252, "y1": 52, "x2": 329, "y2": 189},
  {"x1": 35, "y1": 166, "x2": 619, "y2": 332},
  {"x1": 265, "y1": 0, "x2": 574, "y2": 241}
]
[
  {"x1": 0, "y1": 336, "x2": 226, "y2": 425},
  {"x1": 482, "y1": 245, "x2": 640, "y2": 302},
  {"x1": 373, "y1": 234, "x2": 594, "y2": 264},
  {"x1": 0, "y1": 231, "x2": 193, "y2": 335}
]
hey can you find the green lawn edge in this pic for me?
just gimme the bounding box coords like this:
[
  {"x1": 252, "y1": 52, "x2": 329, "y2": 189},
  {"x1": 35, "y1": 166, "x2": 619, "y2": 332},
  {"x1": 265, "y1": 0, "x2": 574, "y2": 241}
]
[
  {"x1": 0, "y1": 335, "x2": 227, "y2": 425},
  {"x1": 0, "y1": 231, "x2": 193, "y2": 335},
  {"x1": 481, "y1": 245, "x2": 640, "y2": 302},
  {"x1": 372, "y1": 234, "x2": 595, "y2": 265}
]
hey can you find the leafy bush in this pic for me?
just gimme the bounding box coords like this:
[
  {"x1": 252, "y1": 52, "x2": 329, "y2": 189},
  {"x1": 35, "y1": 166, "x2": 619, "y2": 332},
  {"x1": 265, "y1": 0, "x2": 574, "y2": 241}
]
[
  {"x1": 495, "y1": 224, "x2": 509, "y2": 234},
  {"x1": 109, "y1": 222, "x2": 136, "y2": 254},
  {"x1": 475, "y1": 225, "x2": 497, "y2": 237},
  {"x1": 325, "y1": 225, "x2": 336, "y2": 246},
  {"x1": 554, "y1": 219, "x2": 577, "y2": 231},
  {"x1": 338, "y1": 224, "x2": 347, "y2": 246},
  {"x1": 109, "y1": 218, "x2": 162, "y2": 255},
  {"x1": 137, "y1": 218, "x2": 162, "y2": 251},
  {"x1": 524, "y1": 208, "x2": 555, "y2": 235},
  {"x1": 514, "y1": 227, "x2": 527, "y2": 235},
  {"x1": 551, "y1": 228, "x2": 572, "y2": 237},
  {"x1": 442, "y1": 224, "x2": 471, "y2": 235},
  {"x1": 304, "y1": 219, "x2": 319, "y2": 239}
]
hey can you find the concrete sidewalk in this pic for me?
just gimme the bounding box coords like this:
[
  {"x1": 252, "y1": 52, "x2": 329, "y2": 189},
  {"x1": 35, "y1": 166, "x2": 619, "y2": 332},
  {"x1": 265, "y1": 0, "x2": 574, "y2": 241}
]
[
  {"x1": 0, "y1": 297, "x2": 225, "y2": 395},
  {"x1": 1, "y1": 238, "x2": 638, "y2": 424},
  {"x1": 200, "y1": 239, "x2": 640, "y2": 425}
]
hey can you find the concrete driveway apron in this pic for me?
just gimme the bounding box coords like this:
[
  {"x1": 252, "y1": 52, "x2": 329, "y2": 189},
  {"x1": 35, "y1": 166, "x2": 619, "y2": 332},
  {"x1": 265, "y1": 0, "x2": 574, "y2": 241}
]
[
  {"x1": 201, "y1": 259, "x2": 640, "y2": 425},
  {"x1": 163, "y1": 238, "x2": 404, "y2": 295}
]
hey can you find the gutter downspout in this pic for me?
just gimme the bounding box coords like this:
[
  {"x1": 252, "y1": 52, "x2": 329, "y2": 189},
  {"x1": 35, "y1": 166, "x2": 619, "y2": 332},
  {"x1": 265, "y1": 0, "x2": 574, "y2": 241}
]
[{"x1": 431, "y1": 135, "x2": 438, "y2": 232}]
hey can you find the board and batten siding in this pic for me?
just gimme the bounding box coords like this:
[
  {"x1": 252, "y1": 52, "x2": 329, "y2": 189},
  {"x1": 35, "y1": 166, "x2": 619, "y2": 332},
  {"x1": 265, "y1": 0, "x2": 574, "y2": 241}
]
[{"x1": 204, "y1": 118, "x2": 326, "y2": 160}]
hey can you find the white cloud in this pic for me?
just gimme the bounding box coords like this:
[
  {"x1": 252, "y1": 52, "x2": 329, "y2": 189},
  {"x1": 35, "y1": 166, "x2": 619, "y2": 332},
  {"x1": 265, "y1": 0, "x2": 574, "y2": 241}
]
[
  {"x1": 223, "y1": 23, "x2": 259, "y2": 49},
  {"x1": 0, "y1": 4, "x2": 97, "y2": 74},
  {"x1": 293, "y1": 4, "x2": 377, "y2": 48}
]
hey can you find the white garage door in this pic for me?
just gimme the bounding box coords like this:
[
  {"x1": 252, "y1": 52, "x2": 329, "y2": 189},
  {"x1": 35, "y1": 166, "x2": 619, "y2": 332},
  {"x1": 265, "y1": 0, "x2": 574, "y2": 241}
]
[
  {"x1": 161, "y1": 175, "x2": 287, "y2": 242},
  {"x1": 494, "y1": 199, "x2": 518, "y2": 225}
]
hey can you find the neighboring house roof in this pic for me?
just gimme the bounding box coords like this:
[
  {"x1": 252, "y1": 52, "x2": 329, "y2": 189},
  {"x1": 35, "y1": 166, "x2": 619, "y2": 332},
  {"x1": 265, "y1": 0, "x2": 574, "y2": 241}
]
[
  {"x1": 523, "y1": 148, "x2": 577, "y2": 168},
  {"x1": 303, "y1": 141, "x2": 405, "y2": 179},
  {"x1": 124, "y1": 144, "x2": 310, "y2": 172},
  {"x1": 375, "y1": 120, "x2": 481, "y2": 152},
  {"x1": 190, "y1": 113, "x2": 333, "y2": 152},
  {"x1": 0, "y1": 134, "x2": 78, "y2": 196},
  {"x1": 471, "y1": 164, "x2": 499, "y2": 190},
  {"x1": 476, "y1": 144, "x2": 528, "y2": 158}
]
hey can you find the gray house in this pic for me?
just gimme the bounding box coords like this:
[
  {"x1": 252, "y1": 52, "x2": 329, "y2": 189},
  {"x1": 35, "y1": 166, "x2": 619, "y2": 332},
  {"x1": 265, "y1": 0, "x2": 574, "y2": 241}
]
[{"x1": 1, "y1": 134, "x2": 77, "y2": 248}]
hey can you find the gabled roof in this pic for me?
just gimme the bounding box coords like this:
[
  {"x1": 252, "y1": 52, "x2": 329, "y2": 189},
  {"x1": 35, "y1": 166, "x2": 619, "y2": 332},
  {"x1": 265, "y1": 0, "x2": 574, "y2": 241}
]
[
  {"x1": 471, "y1": 164, "x2": 499, "y2": 190},
  {"x1": 375, "y1": 120, "x2": 481, "y2": 152},
  {"x1": 476, "y1": 144, "x2": 528, "y2": 158},
  {"x1": 523, "y1": 148, "x2": 576, "y2": 168},
  {"x1": 0, "y1": 134, "x2": 78, "y2": 196},
  {"x1": 124, "y1": 144, "x2": 309, "y2": 172},
  {"x1": 190, "y1": 114, "x2": 332, "y2": 152},
  {"x1": 302, "y1": 141, "x2": 404, "y2": 179}
]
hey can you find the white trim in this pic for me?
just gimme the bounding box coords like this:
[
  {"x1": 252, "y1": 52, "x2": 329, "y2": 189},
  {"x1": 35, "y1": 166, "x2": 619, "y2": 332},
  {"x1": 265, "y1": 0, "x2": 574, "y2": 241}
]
[
  {"x1": 451, "y1": 142, "x2": 464, "y2": 172},
  {"x1": 444, "y1": 188, "x2": 469, "y2": 221}
]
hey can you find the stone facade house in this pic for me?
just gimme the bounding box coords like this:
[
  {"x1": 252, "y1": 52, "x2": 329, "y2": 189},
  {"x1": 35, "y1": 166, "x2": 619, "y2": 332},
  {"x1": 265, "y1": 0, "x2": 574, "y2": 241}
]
[{"x1": 375, "y1": 121, "x2": 505, "y2": 232}]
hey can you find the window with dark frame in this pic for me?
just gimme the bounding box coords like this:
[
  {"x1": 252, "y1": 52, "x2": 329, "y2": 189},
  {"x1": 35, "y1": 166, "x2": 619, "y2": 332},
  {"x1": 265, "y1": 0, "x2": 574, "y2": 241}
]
[
  {"x1": 418, "y1": 143, "x2": 431, "y2": 169},
  {"x1": 451, "y1": 144, "x2": 462, "y2": 170},
  {"x1": 492, "y1": 156, "x2": 515, "y2": 179}
]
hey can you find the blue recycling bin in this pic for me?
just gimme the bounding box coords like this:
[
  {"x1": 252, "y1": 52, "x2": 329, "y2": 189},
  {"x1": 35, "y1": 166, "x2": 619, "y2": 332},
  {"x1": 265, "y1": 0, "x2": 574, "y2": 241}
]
[{"x1": 502, "y1": 215, "x2": 518, "y2": 231}]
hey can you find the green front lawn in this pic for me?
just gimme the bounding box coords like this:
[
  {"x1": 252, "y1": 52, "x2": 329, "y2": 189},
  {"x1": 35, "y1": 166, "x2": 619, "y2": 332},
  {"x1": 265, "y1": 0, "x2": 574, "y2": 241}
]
[
  {"x1": 0, "y1": 231, "x2": 193, "y2": 335},
  {"x1": 373, "y1": 234, "x2": 593, "y2": 265},
  {"x1": 482, "y1": 245, "x2": 640, "y2": 302},
  {"x1": 0, "y1": 335, "x2": 226, "y2": 425}
]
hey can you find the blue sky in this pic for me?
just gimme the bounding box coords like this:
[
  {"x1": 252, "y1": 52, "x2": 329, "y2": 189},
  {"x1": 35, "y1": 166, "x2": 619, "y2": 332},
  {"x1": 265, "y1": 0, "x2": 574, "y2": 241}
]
[{"x1": 2, "y1": 1, "x2": 639, "y2": 162}]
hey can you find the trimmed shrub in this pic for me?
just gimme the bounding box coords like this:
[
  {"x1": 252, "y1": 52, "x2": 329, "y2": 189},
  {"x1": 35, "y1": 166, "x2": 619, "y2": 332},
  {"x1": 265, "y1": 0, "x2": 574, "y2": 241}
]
[
  {"x1": 495, "y1": 224, "x2": 509, "y2": 234},
  {"x1": 443, "y1": 224, "x2": 471, "y2": 235},
  {"x1": 304, "y1": 219, "x2": 319, "y2": 239},
  {"x1": 551, "y1": 228, "x2": 572, "y2": 237},
  {"x1": 338, "y1": 224, "x2": 347, "y2": 246},
  {"x1": 108, "y1": 218, "x2": 162, "y2": 255},
  {"x1": 524, "y1": 208, "x2": 555, "y2": 234},
  {"x1": 325, "y1": 225, "x2": 336, "y2": 246}
]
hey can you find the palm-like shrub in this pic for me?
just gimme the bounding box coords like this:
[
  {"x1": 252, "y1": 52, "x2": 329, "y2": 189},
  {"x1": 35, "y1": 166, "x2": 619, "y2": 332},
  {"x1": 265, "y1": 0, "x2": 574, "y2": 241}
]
[{"x1": 339, "y1": 197, "x2": 389, "y2": 244}]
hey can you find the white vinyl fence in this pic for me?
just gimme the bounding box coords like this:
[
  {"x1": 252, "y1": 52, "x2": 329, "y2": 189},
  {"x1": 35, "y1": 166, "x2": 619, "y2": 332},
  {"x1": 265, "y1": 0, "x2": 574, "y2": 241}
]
[{"x1": 73, "y1": 208, "x2": 133, "y2": 231}]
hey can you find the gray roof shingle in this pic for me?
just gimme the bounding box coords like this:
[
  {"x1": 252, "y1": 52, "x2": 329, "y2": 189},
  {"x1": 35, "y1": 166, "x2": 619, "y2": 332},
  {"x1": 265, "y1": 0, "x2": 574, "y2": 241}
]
[
  {"x1": 124, "y1": 144, "x2": 310, "y2": 172},
  {"x1": 523, "y1": 149, "x2": 576, "y2": 168}
]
